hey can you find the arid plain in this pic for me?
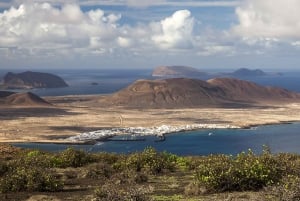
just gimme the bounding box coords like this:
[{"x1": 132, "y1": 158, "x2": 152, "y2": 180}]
[{"x1": 1, "y1": 94, "x2": 300, "y2": 143}]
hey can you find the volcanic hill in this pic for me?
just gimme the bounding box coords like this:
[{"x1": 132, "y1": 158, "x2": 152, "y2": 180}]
[
  {"x1": 98, "y1": 78, "x2": 300, "y2": 108},
  {"x1": 0, "y1": 91, "x2": 51, "y2": 106},
  {"x1": 1, "y1": 71, "x2": 68, "y2": 89}
]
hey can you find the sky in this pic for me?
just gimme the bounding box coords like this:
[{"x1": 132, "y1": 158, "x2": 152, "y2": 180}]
[{"x1": 0, "y1": 0, "x2": 300, "y2": 70}]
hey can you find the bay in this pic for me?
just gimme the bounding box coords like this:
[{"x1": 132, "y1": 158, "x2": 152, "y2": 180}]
[{"x1": 13, "y1": 123, "x2": 300, "y2": 156}]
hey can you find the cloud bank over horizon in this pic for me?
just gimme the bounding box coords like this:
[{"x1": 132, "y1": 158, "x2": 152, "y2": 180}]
[{"x1": 0, "y1": 0, "x2": 299, "y2": 69}]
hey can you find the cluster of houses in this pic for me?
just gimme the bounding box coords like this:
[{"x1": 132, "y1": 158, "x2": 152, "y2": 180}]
[{"x1": 65, "y1": 124, "x2": 240, "y2": 143}]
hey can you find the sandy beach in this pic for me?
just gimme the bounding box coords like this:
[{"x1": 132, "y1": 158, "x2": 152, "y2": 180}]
[{"x1": 0, "y1": 95, "x2": 299, "y2": 143}]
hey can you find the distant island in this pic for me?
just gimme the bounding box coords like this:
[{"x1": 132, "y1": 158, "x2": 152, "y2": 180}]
[
  {"x1": 0, "y1": 71, "x2": 68, "y2": 89},
  {"x1": 226, "y1": 68, "x2": 267, "y2": 77},
  {"x1": 152, "y1": 66, "x2": 207, "y2": 78},
  {"x1": 152, "y1": 66, "x2": 282, "y2": 79}
]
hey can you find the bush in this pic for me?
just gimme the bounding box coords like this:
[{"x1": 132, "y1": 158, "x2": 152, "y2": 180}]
[
  {"x1": 0, "y1": 166, "x2": 63, "y2": 193},
  {"x1": 267, "y1": 175, "x2": 300, "y2": 201},
  {"x1": 184, "y1": 182, "x2": 206, "y2": 196},
  {"x1": 195, "y1": 150, "x2": 283, "y2": 192},
  {"x1": 85, "y1": 162, "x2": 114, "y2": 179},
  {"x1": 7, "y1": 150, "x2": 53, "y2": 169},
  {"x1": 0, "y1": 161, "x2": 8, "y2": 176},
  {"x1": 54, "y1": 147, "x2": 94, "y2": 168},
  {"x1": 93, "y1": 179, "x2": 153, "y2": 201},
  {"x1": 141, "y1": 147, "x2": 168, "y2": 174},
  {"x1": 125, "y1": 147, "x2": 177, "y2": 174},
  {"x1": 274, "y1": 153, "x2": 300, "y2": 177},
  {"x1": 93, "y1": 152, "x2": 120, "y2": 164},
  {"x1": 134, "y1": 172, "x2": 148, "y2": 184}
]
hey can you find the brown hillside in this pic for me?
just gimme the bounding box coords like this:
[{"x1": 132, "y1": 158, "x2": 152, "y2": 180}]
[
  {"x1": 1, "y1": 92, "x2": 51, "y2": 106},
  {"x1": 99, "y1": 78, "x2": 234, "y2": 108},
  {"x1": 98, "y1": 78, "x2": 300, "y2": 108},
  {"x1": 207, "y1": 78, "x2": 300, "y2": 102}
]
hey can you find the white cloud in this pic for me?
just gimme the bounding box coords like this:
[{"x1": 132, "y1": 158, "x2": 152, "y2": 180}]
[
  {"x1": 198, "y1": 45, "x2": 234, "y2": 56},
  {"x1": 0, "y1": 3, "x2": 123, "y2": 57},
  {"x1": 164, "y1": 1, "x2": 240, "y2": 7},
  {"x1": 6, "y1": 2, "x2": 297, "y2": 68},
  {"x1": 0, "y1": 0, "x2": 241, "y2": 8},
  {"x1": 233, "y1": 0, "x2": 300, "y2": 39},
  {"x1": 152, "y1": 10, "x2": 194, "y2": 49},
  {"x1": 117, "y1": 37, "x2": 132, "y2": 47},
  {"x1": 126, "y1": 0, "x2": 166, "y2": 8},
  {"x1": 292, "y1": 41, "x2": 300, "y2": 47},
  {"x1": 0, "y1": 5, "x2": 200, "y2": 60}
]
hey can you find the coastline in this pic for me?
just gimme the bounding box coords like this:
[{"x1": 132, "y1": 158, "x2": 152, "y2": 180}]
[
  {"x1": 5, "y1": 121, "x2": 300, "y2": 145},
  {"x1": 63, "y1": 124, "x2": 241, "y2": 144},
  {"x1": 1, "y1": 100, "x2": 300, "y2": 145}
]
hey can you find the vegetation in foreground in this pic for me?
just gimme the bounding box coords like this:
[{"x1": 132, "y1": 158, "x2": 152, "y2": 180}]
[{"x1": 0, "y1": 144, "x2": 299, "y2": 201}]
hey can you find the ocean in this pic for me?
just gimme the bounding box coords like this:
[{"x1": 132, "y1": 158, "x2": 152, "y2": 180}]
[
  {"x1": 1, "y1": 68, "x2": 300, "y2": 96},
  {"x1": 13, "y1": 123, "x2": 300, "y2": 156}
]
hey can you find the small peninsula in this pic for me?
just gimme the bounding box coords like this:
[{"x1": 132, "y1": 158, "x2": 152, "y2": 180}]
[{"x1": 1, "y1": 71, "x2": 68, "y2": 89}]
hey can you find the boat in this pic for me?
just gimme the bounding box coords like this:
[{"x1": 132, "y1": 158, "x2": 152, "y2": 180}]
[{"x1": 155, "y1": 134, "x2": 166, "y2": 142}]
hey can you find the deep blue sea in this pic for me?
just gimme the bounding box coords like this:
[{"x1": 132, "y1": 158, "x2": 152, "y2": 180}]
[{"x1": 13, "y1": 123, "x2": 300, "y2": 156}]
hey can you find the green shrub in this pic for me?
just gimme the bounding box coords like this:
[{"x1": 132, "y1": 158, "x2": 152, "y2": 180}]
[
  {"x1": 0, "y1": 161, "x2": 8, "y2": 176},
  {"x1": 195, "y1": 154, "x2": 233, "y2": 192},
  {"x1": 274, "y1": 153, "x2": 300, "y2": 177},
  {"x1": 125, "y1": 147, "x2": 177, "y2": 174},
  {"x1": 134, "y1": 172, "x2": 149, "y2": 184},
  {"x1": 195, "y1": 150, "x2": 283, "y2": 192},
  {"x1": 85, "y1": 162, "x2": 114, "y2": 179},
  {"x1": 55, "y1": 147, "x2": 93, "y2": 168},
  {"x1": 160, "y1": 151, "x2": 181, "y2": 172},
  {"x1": 267, "y1": 175, "x2": 300, "y2": 201},
  {"x1": 184, "y1": 181, "x2": 206, "y2": 196},
  {"x1": 142, "y1": 147, "x2": 166, "y2": 174},
  {"x1": 93, "y1": 152, "x2": 120, "y2": 164},
  {"x1": 0, "y1": 166, "x2": 63, "y2": 193},
  {"x1": 8, "y1": 150, "x2": 53, "y2": 169}
]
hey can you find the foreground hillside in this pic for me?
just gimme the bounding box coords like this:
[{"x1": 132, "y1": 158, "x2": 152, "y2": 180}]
[
  {"x1": 0, "y1": 144, "x2": 299, "y2": 201},
  {"x1": 98, "y1": 78, "x2": 300, "y2": 108}
]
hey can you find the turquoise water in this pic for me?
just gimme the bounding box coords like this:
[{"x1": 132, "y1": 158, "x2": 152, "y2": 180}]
[{"x1": 13, "y1": 123, "x2": 300, "y2": 156}]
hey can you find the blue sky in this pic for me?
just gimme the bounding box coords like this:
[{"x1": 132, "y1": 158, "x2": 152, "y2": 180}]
[{"x1": 0, "y1": 0, "x2": 300, "y2": 70}]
